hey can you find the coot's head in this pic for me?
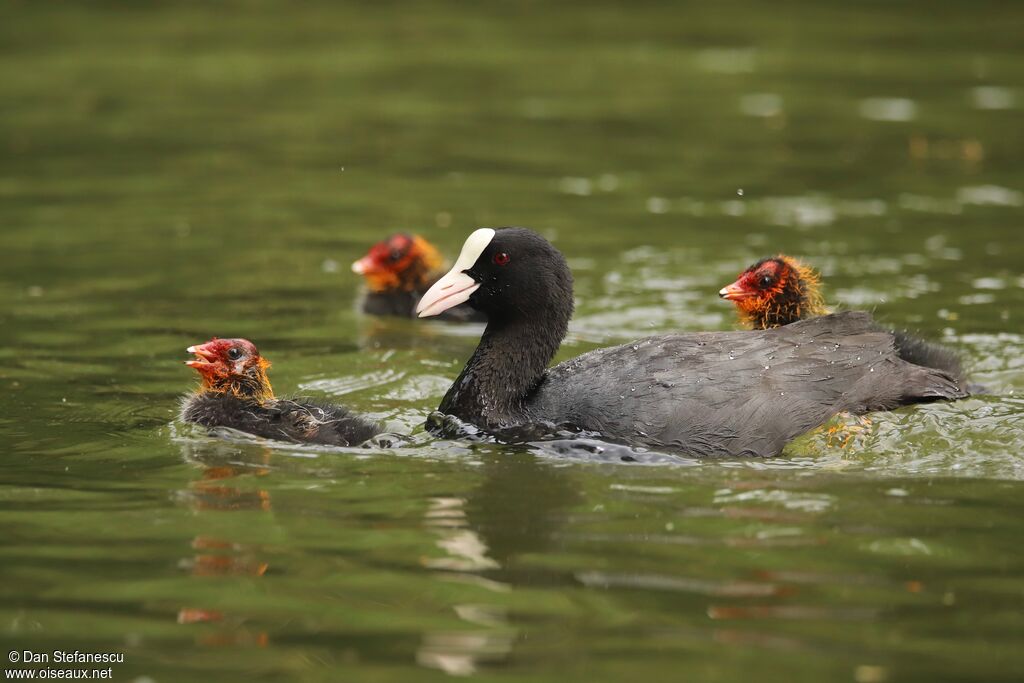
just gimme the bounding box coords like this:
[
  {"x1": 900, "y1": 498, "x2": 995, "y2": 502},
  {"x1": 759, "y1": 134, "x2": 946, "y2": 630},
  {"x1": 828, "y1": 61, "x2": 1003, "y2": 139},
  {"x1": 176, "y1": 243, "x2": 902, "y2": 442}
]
[
  {"x1": 185, "y1": 338, "x2": 273, "y2": 400},
  {"x1": 415, "y1": 227, "x2": 574, "y2": 324},
  {"x1": 718, "y1": 255, "x2": 825, "y2": 329},
  {"x1": 351, "y1": 233, "x2": 445, "y2": 292}
]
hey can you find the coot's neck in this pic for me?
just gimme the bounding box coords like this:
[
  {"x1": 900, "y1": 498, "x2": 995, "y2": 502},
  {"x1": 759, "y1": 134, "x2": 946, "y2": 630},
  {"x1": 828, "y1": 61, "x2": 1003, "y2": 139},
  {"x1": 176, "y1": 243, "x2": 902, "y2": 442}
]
[{"x1": 439, "y1": 305, "x2": 569, "y2": 428}]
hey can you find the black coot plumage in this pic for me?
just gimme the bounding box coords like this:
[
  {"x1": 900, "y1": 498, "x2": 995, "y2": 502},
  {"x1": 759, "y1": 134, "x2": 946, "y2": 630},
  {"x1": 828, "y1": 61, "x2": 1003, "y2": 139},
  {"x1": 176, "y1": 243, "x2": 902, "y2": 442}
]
[
  {"x1": 352, "y1": 233, "x2": 485, "y2": 321},
  {"x1": 719, "y1": 255, "x2": 966, "y2": 383},
  {"x1": 180, "y1": 338, "x2": 382, "y2": 446},
  {"x1": 416, "y1": 228, "x2": 968, "y2": 457}
]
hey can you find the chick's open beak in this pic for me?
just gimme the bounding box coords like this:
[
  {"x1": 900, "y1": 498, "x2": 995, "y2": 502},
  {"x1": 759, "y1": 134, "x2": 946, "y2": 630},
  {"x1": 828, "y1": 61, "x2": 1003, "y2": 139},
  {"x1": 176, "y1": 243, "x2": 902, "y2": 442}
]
[
  {"x1": 719, "y1": 279, "x2": 754, "y2": 301},
  {"x1": 185, "y1": 342, "x2": 218, "y2": 368}
]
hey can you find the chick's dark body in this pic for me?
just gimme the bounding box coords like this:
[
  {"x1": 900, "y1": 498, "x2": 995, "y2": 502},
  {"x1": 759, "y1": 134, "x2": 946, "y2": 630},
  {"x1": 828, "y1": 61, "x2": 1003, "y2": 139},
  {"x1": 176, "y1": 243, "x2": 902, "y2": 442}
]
[
  {"x1": 362, "y1": 287, "x2": 484, "y2": 322},
  {"x1": 353, "y1": 234, "x2": 487, "y2": 322},
  {"x1": 181, "y1": 394, "x2": 382, "y2": 447}
]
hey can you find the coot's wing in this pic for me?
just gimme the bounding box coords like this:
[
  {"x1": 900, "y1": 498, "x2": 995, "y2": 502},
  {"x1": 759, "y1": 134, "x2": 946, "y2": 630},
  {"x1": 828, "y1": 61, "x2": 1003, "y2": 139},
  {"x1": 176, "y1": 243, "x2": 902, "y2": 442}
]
[{"x1": 531, "y1": 312, "x2": 964, "y2": 457}]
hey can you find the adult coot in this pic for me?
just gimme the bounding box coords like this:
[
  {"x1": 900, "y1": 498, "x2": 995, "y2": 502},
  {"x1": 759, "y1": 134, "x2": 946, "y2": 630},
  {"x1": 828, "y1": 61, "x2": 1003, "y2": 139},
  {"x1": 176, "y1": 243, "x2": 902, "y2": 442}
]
[
  {"x1": 719, "y1": 255, "x2": 965, "y2": 383},
  {"x1": 181, "y1": 338, "x2": 382, "y2": 446},
  {"x1": 416, "y1": 228, "x2": 968, "y2": 457},
  {"x1": 352, "y1": 233, "x2": 485, "y2": 321}
]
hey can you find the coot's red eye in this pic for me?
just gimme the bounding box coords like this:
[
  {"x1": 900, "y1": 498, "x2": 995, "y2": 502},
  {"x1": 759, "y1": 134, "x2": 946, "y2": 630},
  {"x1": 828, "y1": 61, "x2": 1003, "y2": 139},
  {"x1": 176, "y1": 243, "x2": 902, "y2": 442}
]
[{"x1": 493, "y1": 252, "x2": 510, "y2": 266}]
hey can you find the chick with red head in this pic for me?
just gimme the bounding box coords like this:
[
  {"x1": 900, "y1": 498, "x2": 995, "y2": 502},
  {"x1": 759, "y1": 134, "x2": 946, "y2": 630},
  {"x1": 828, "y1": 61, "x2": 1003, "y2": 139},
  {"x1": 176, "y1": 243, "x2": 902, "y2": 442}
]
[
  {"x1": 185, "y1": 338, "x2": 274, "y2": 401},
  {"x1": 719, "y1": 255, "x2": 826, "y2": 330},
  {"x1": 351, "y1": 233, "x2": 485, "y2": 321},
  {"x1": 181, "y1": 338, "x2": 382, "y2": 447}
]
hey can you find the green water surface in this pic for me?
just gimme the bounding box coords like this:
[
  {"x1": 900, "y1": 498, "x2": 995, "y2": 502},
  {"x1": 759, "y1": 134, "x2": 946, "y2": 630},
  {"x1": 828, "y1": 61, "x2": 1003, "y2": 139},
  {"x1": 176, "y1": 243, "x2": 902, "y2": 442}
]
[{"x1": 1, "y1": 1, "x2": 1023, "y2": 681}]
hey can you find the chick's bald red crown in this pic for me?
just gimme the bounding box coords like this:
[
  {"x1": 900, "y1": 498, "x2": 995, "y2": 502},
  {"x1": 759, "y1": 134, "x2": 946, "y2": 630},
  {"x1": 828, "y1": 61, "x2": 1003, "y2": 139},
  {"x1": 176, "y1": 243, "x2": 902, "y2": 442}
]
[
  {"x1": 719, "y1": 255, "x2": 826, "y2": 329},
  {"x1": 185, "y1": 338, "x2": 262, "y2": 369},
  {"x1": 185, "y1": 338, "x2": 273, "y2": 400},
  {"x1": 351, "y1": 233, "x2": 445, "y2": 292}
]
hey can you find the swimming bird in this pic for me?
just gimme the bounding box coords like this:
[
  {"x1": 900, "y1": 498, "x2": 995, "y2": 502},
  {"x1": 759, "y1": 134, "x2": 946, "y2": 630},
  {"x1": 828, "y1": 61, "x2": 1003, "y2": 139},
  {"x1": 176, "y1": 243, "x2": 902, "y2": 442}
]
[
  {"x1": 180, "y1": 338, "x2": 382, "y2": 446},
  {"x1": 416, "y1": 228, "x2": 968, "y2": 457},
  {"x1": 719, "y1": 255, "x2": 965, "y2": 382},
  {"x1": 352, "y1": 233, "x2": 485, "y2": 321}
]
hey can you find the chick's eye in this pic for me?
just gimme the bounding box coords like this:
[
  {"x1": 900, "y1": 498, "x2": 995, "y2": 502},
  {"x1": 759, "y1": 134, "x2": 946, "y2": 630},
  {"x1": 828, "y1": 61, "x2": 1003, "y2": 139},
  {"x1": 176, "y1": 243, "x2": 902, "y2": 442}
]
[
  {"x1": 493, "y1": 252, "x2": 510, "y2": 266},
  {"x1": 227, "y1": 347, "x2": 243, "y2": 360},
  {"x1": 759, "y1": 275, "x2": 773, "y2": 288},
  {"x1": 389, "y1": 249, "x2": 403, "y2": 262}
]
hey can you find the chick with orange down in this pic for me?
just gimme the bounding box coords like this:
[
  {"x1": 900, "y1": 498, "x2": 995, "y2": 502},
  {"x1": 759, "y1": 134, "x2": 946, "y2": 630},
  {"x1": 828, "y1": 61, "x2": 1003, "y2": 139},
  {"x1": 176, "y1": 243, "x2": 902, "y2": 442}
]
[
  {"x1": 718, "y1": 256, "x2": 828, "y2": 330},
  {"x1": 719, "y1": 255, "x2": 965, "y2": 383},
  {"x1": 351, "y1": 233, "x2": 485, "y2": 321},
  {"x1": 180, "y1": 338, "x2": 382, "y2": 446}
]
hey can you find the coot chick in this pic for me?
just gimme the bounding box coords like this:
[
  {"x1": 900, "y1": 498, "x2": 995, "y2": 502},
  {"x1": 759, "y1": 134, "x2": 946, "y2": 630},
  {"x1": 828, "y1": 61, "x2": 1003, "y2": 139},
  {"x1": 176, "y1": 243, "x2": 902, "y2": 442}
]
[
  {"x1": 352, "y1": 233, "x2": 485, "y2": 321},
  {"x1": 719, "y1": 255, "x2": 965, "y2": 383},
  {"x1": 416, "y1": 228, "x2": 968, "y2": 457},
  {"x1": 180, "y1": 338, "x2": 382, "y2": 446},
  {"x1": 718, "y1": 256, "x2": 827, "y2": 329}
]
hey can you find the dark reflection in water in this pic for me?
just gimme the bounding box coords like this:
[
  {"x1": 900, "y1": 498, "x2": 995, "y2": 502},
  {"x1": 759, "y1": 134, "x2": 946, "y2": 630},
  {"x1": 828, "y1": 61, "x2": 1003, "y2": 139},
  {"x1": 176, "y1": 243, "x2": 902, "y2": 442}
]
[
  {"x1": 176, "y1": 441, "x2": 273, "y2": 650},
  {"x1": 465, "y1": 453, "x2": 582, "y2": 572},
  {"x1": 417, "y1": 452, "x2": 582, "y2": 674}
]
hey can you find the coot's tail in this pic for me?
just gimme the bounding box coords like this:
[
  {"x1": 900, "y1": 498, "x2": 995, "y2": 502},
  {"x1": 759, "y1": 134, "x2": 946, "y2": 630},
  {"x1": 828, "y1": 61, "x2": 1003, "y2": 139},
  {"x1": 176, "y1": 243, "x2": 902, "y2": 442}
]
[
  {"x1": 891, "y1": 329, "x2": 966, "y2": 385},
  {"x1": 891, "y1": 329, "x2": 985, "y2": 394},
  {"x1": 898, "y1": 362, "x2": 970, "y2": 404}
]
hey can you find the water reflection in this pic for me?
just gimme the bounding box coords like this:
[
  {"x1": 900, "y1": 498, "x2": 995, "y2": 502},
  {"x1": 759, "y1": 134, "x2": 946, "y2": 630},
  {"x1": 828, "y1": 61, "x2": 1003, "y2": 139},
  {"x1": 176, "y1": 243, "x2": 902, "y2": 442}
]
[
  {"x1": 419, "y1": 495, "x2": 512, "y2": 675},
  {"x1": 418, "y1": 452, "x2": 580, "y2": 675},
  {"x1": 970, "y1": 86, "x2": 1017, "y2": 110},
  {"x1": 175, "y1": 439, "x2": 274, "y2": 649},
  {"x1": 463, "y1": 453, "x2": 582, "y2": 569}
]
